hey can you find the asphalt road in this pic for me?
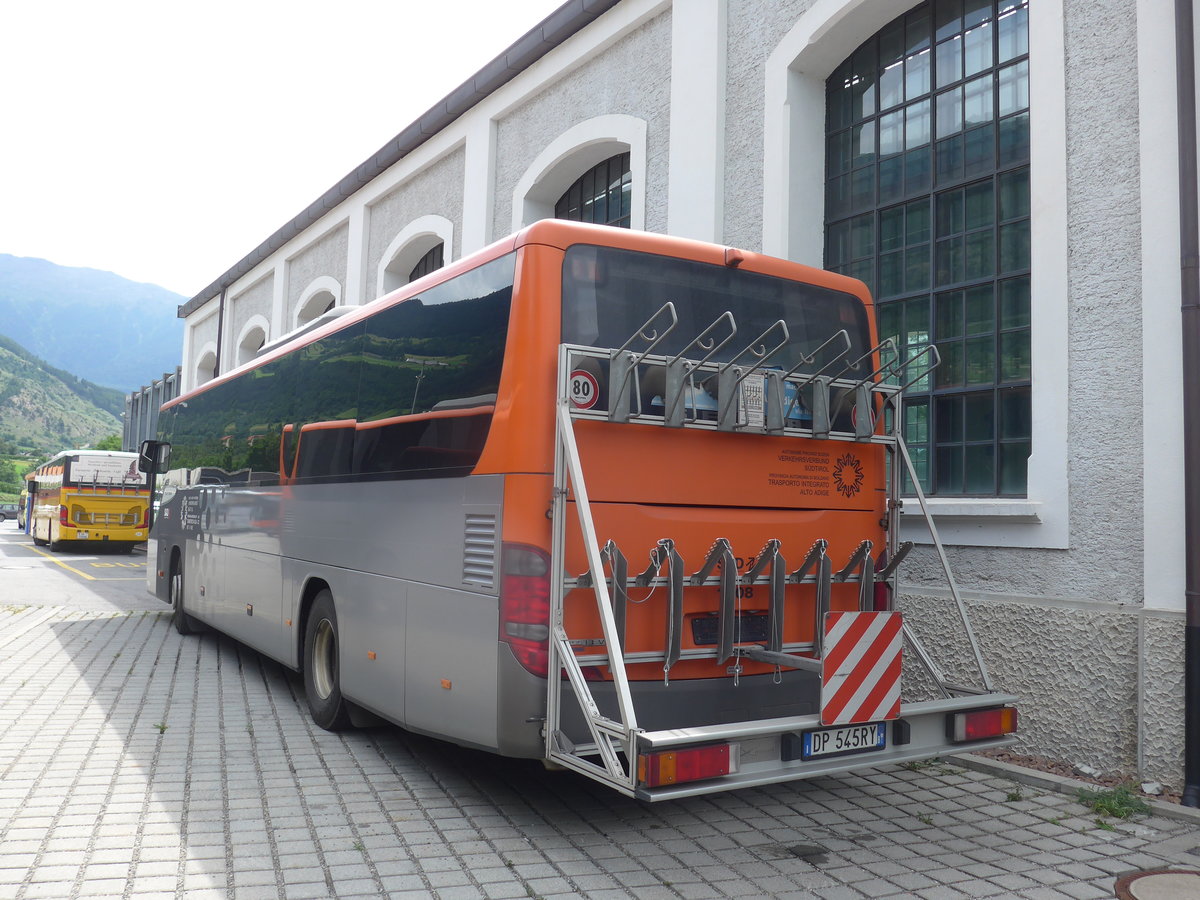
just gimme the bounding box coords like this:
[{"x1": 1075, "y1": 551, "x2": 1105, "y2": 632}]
[{"x1": 0, "y1": 519, "x2": 162, "y2": 612}]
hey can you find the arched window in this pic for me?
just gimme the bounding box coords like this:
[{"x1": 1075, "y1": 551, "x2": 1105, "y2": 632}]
[
  {"x1": 236, "y1": 320, "x2": 269, "y2": 367},
  {"x1": 377, "y1": 215, "x2": 454, "y2": 297},
  {"x1": 408, "y1": 243, "x2": 444, "y2": 282},
  {"x1": 554, "y1": 152, "x2": 631, "y2": 228},
  {"x1": 195, "y1": 348, "x2": 217, "y2": 387},
  {"x1": 824, "y1": 0, "x2": 1030, "y2": 497},
  {"x1": 294, "y1": 276, "x2": 343, "y2": 328}
]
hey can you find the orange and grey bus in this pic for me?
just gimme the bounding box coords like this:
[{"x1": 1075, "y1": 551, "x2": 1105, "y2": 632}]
[{"x1": 141, "y1": 220, "x2": 1016, "y2": 800}]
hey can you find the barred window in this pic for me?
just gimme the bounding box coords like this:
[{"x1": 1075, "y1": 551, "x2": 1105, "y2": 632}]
[
  {"x1": 824, "y1": 0, "x2": 1030, "y2": 496},
  {"x1": 408, "y1": 243, "x2": 444, "y2": 283},
  {"x1": 555, "y1": 152, "x2": 632, "y2": 228}
]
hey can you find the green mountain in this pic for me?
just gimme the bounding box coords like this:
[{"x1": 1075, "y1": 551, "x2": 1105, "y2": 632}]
[
  {"x1": 0, "y1": 334, "x2": 123, "y2": 457},
  {"x1": 0, "y1": 254, "x2": 184, "y2": 391}
]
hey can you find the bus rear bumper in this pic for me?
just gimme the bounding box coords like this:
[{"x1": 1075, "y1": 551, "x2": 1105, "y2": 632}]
[{"x1": 629, "y1": 693, "x2": 1019, "y2": 801}]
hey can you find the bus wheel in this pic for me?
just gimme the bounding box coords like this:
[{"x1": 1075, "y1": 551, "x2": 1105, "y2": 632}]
[
  {"x1": 304, "y1": 590, "x2": 352, "y2": 731},
  {"x1": 170, "y1": 557, "x2": 200, "y2": 635}
]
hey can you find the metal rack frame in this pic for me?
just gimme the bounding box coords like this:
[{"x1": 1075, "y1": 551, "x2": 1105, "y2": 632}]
[{"x1": 546, "y1": 307, "x2": 998, "y2": 797}]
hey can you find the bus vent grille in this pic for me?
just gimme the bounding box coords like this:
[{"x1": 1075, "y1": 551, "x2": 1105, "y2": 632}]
[{"x1": 463, "y1": 514, "x2": 497, "y2": 588}]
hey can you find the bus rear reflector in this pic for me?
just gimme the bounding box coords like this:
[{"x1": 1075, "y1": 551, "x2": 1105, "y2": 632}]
[
  {"x1": 499, "y1": 543, "x2": 551, "y2": 678},
  {"x1": 873, "y1": 581, "x2": 891, "y2": 611},
  {"x1": 947, "y1": 707, "x2": 1018, "y2": 743},
  {"x1": 638, "y1": 744, "x2": 736, "y2": 788}
]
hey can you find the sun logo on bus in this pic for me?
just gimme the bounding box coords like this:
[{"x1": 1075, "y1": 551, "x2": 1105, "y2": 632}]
[{"x1": 832, "y1": 453, "x2": 864, "y2": 498}]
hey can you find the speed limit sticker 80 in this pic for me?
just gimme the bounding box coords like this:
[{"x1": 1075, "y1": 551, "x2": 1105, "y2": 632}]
[{"x1": 569, "y1": 369, "x2": 600, "y2": 409}]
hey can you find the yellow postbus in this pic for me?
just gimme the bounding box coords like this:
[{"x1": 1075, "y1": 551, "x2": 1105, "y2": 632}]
[
  {"x1": 141, "y1": 220, "x2": 1016, "y2": 799},
  {"x1": 29, "y1": 450, "x2": 150, "y2": 552}
]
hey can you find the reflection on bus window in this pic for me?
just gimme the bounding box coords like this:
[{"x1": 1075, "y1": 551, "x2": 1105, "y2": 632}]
[{"x1": 164, "y1": 253, "x2": 516, "y2": 487}]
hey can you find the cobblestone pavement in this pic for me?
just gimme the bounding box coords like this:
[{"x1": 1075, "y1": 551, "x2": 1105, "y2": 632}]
[{"x1": 0, "y1": 603, "x2": 1197, "y2": 900}]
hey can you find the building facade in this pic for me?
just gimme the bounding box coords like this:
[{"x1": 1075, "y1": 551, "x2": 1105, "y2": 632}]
[
  {"x1": 175, "y1": 0, "x2": 1194, "y2": 790},
  {"x1": 122, "y1": 367, "x2": 181, "y2": 453}
]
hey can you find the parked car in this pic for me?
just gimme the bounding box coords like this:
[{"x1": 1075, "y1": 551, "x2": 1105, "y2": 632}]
[{"x1": 0, "y1": 502, "x2": 18, "y2": 522}]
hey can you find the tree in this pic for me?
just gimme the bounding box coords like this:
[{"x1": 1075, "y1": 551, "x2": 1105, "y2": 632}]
[{"x1": 94, "y1": 434, "x2": 122, "y2": 451}]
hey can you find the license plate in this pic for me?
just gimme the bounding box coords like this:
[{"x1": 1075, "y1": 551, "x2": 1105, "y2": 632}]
[
  {"x1": 800, "y1": 722, "x2": 886, "y2": 760},
  {"x1": 76, "y1": 531, "x2": 90, "y2": 539}
]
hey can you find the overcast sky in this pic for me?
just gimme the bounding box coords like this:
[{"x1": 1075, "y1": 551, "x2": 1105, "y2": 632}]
[{"x1": 0, "y1": 0, "x2": 565, "y2": 298}]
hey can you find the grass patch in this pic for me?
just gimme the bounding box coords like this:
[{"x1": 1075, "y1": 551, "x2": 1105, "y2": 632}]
[{"x1": 1077, "y1": 784, "x2": 1150, "y2": 820}]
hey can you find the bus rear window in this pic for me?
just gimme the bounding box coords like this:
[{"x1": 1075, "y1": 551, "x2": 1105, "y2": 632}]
[{"x1": 562, "y1": 245, "x2": 872, "y2": 370}]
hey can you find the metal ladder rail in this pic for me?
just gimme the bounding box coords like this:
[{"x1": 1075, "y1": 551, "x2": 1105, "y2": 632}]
[
  {"x1": 874, "y1": 377, "x2": 995, "y2": 697},
  {"x1": 547, "y1": 346, "x2": 642, "y2": 794},
  {"x1": 892, "y1": 430, "x2": 995, "y2": 693}
]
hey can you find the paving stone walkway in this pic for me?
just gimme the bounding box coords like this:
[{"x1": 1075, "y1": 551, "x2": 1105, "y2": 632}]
[{"x1": 0, "y1": 604, "x2": 1196, "y2": 899}]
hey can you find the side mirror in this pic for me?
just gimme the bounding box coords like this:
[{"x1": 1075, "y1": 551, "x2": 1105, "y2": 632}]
[{"x1": 138, "y1": 439, "x2": 171, "y2": 474}]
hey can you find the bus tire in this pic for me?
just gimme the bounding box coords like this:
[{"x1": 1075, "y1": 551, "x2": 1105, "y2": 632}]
[
  {"x1": 170, "y1": 557, "x2": 200, "y2": 635},
  {"x1": 303, "y1": 590, "x2": 352, "y2": 731}
]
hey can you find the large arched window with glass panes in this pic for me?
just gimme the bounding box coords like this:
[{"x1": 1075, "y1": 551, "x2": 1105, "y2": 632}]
[
  {"x1": 824, "y1": 0, "x2": 1030, "y2": 496},
  {"x1": 554, "y1": 152, "x2": 632, "y2": 227}
]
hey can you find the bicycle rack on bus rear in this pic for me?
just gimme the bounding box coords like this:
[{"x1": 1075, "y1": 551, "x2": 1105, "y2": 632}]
[{"x1": 547, "y1": 303, "x2": 996, "y2": 797}]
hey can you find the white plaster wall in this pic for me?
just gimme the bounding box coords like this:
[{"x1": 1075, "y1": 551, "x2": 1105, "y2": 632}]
[
  {"x1": 287, "y1": 225, "x2": 349, "y2": 316},
  {"x1": 367, "y1": 146, "x2": 466, "y2": 289},
  {"x1": 187, "y1": 306, "x2": 219, "y2": 358},
  {"x1": 185, "y1": 306, "x2": 220, "y2": 389},
  {"x1": 492, "y1": 9, "x2": 673, "y2": 238},
  {"x1": 723, "y1": 0, "x2": 814, "y2": 254},
  {"x1": 226, "y1": 275, "x2": 274, "y2": 366}
]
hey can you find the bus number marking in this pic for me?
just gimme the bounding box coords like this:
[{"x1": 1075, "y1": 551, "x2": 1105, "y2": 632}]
[{"x1": 569, "y1": 370, "x2": 600, "y2": 409}]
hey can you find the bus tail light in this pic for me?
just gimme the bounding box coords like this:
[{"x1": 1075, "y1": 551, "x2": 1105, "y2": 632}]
[
  {"x1": 947, "y1": 706, "x2": 1018, "y2": 743},
  {"x1": 499, "y1": 543, "x2": 551, "y2": 678},
  {"x1": 638, "y1": 743, "x2": 737, "y2": 788},
  {"x1": 141, "y1": 506, "x2": 150, "y2": 529},
  {"x1": 59, "y1": 505, "x2": 69, "y2": 526}
]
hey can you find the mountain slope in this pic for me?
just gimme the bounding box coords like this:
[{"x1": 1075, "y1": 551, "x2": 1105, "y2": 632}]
[
  {"x1": 0, "y1": 254, "x2": 184, "y2": 391},
  {"x1": 0, "y1": 335, "x2": 123, "y2": 456}
]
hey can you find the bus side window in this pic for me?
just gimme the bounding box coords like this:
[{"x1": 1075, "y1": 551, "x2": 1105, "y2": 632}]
[
  {"x1": 353, "y1": 253, "x2": 514, "y2": 480},
  {"x1": 287, "y1": 324, "x2": 363, "y2": 484},
  {"x1": 294, "y1": 422, "x2": 357, "y2": 481}
]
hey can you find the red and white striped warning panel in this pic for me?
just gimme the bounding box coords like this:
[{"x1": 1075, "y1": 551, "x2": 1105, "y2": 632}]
[{"x1": 820, "y1": 611, "x2": 903, "y2": 727}]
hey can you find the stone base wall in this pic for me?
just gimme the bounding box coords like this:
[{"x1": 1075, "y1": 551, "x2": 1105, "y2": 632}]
[{"x1": 898, "y1": 592, "x2": 1184, "y2": 790}]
